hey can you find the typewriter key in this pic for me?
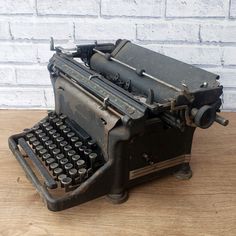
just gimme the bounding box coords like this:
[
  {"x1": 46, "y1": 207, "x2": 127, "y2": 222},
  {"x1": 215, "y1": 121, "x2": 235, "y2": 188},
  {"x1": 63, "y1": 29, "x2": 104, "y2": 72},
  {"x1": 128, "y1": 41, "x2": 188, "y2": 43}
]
[
  {"x1": 46, "y1": 157, "x2": 55, "y2": 166},
  {"x1": 59, "y1": 114, "x2": 67, "y2": 120},
  {"x1": 78, "y1": 168, "x2": 87, "y2": 182},
  {"x1": 64, "y1": 145, "x2": 72, "y2": 153},
  {"x1": 52, "y1": 118, "x2": 60, "y2": 124},
  {"x1": 48, "y1": 114, "x2": 57, "y2": 121},
  {"x1": 56, "y1": 121, "x2": 63, "y2": 127},
  {"x1": 59, "y1": 125, "x2": 67, "y2": 131},
  {"x1": 54, "y1": 167, "x2": 63, "y2": 178},
  {"x1": 41, "y1": 136, "x2": 49, "y2": 142},
  {"x1": 48, "y1": 144, "x2": 57, "y2": 153},
  {"x1": 42, "y1": 153, "x2": 51, "y2": 161},
  {"x1": 49, "y1": 162, "x2": 59, "y2": 171},
  {"x1": 32, "y1": 140, "x2": 40, "y2": 149},
  {"x1": 32, "y1": 125, "x2": 40, "y2": 131},
  {"x1": 49, "y1": 129, "x2": 56, "y2": 136},
  {"x1": 35, "y1": 145, "x2": 44, "y2": 154},
  {"x1": 67, "y1": 150, "x2": 76, "y2": 161},
  {"x1": 61, "y1": 177, "x2": 72, "y2": 189},
  {"x1": 69, "y1": 168, "x2": 78, "y2": 182},
  {"x1": 71, "y1": 136, "x2": 79, "y2": 144},
  {"x1": 59, "y1": 141, "x2": 68, "y2": 150},
  {"x1": 58, "y1": 174, "x2": 67, "y2": 187},
  {"x1": 63, "y1": 127, "x2": 71, "y2": 134},
  {"x1": 38, "y1": 132, "x2": 46, "y2": 139},
  {"x1": 60, "y1": 158, "x2": 69, "y2": 167},
  {"x1": 45, "y1": 140, "x2": 53, "y2": 149},
  {"x1": 39, "y1": 118, "x2": 47, "y2": 125},
  {"x1": 64, "y1": 163, "x2": 73, "y2": 174},
  {"x1": 56, "y1": 136, "x2": 64, "y2": 143},
  {"x1": 83, "y1": 149, "x2": 91, "y2": 163},
  {"x1": 89, "y1": 153, "x2": 97, "y2": 169},
  {"x1": 29, "y1": 136, "x2": 37, "y2": 144},
  {"x1": 45, "y1": 127, "x2": 53, "y2": 134},
  {"x1": 52, "y1": 148, "x2": 60, "y2": 157},
  {"x1": 79, "y1": 145, "x2": 87, "y2": 156},
  {"x1": 74, "y1": 141, "x2": 83, "y2": 150},
  {"x1": 88, "y1": 139, "x2": 97, "y2": 149},
  {"x1": 76, "y1": 159, "x2": 85, "y2": 169},
  {"x1": 71, "y1": 155, "x2": 80, "y2": 165},
  {"x1": 52, "y1": 132, "x2": 60, "y2": 140},
  {"x1": 56, "y1": 153, "x2": 64, "y2": 162},
  {"x1": 67, "y1": 132, "x2": 75, "y2": 139},
  {"x1": 35, "y1": 129, "x2": 43, "y2": 135},
  {"x1": 26, "y1": 133, "x2": 34, "y2": 140},
  {"x1": 42, "y1": 122, "x2": 50, "y2": 128},
  {"x1": 39, "y1": 148, "x2": 47, "y2": 157}
]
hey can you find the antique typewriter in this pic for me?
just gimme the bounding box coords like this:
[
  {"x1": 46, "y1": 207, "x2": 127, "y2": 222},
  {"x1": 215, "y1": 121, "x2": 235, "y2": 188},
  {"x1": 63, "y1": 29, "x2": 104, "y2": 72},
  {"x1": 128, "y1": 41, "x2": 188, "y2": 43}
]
[{"x1": 9, "y1": 38, "x2": 228, "y2": 211}]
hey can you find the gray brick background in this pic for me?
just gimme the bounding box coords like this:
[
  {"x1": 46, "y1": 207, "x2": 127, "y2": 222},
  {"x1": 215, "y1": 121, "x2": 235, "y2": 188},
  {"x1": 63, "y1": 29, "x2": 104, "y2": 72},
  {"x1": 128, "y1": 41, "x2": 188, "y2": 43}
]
[{"x1": 0, "y1": 0, "x2": 235, "y2": 110}]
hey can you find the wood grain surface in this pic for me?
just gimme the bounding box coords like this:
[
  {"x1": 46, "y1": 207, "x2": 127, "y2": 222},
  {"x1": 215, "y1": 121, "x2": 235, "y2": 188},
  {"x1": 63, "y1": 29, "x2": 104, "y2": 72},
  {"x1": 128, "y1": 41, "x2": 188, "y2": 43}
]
[{"x1": 0, "y1": 110, "x2": 235, "y2": 236}]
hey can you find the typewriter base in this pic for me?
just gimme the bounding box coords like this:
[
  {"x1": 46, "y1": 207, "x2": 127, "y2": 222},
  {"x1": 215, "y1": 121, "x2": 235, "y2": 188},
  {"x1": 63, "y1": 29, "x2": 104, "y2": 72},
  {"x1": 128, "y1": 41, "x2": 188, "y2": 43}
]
[
  {"x1": 174, "y1": 163, "x2": 193, "y2": 180},
  {"x1": 106, "y1": 191, "x2": 129, "y2": 204}
]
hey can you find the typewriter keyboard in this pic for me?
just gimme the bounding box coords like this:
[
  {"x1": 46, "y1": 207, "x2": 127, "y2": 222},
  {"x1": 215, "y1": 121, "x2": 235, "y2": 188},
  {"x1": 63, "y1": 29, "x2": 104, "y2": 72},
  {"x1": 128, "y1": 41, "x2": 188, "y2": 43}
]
[{"x1": 22, "y1": 112, "x2": 104, "y2": 192}]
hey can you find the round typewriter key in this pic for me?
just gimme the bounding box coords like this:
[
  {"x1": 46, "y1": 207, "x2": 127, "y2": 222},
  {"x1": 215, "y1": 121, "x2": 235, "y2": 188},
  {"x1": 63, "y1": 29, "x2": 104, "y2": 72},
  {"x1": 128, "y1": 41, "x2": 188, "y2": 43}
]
[
  {"x1": 74, "y1": 141, "x2": 83, "y2": 150},
  {"x1": 59, "y1": 114, "x2": 67, "y2": 120},
  {"x1": 38, "y1": 132, "x2": 46, "y2": 139},
  {"x1": 56, "y1": 121, "x2": 63, "y2": 127},
  {"x1": 59, "y1": 141, "x2": 68, "y2": 150},
  {"x1": 49, "y1": 143, "x2": 57, "y2": 151},
  {"x1": 35, "y1": 129, "x2": 43, "y2": 135},
  {"x1": 64, "y1": 145, "x2": 72, "y2": 153},
  {"x1": 60, "y1": 158, "x2": 69, "y2": 166},
  {"x1": 49, "y1": 129, "x2": 56, "y2": 136},
  {"x1": 26, "y1": 133, "x2": 34, "y2": 140},
  {"x1": 56, "y1": 136, "x2": 64, "y2": 143},
  {"x1": 49, "y1": 162, "x2": 59, "y2": 171},
  {"x1": 59, "y1": 125, "x2": 67, "y2": 131},
  {"x1": 49, "y1": 114, "x2": 57, "y2": 120},
  {"x1": 52, "y1": 133, "x2": 60, "y2": 141},
  {"x1": 45, "y1": 140, "x2": 53, "y2": 148},
  {"x1": 32, "y1": 125, "x2": 40, "y2": 131},
  {"x1": 78, "y1": 168, "x2": 87, "y2": 182},
  {"x1": 67, "y1": 150, "x2": 76, "y2": 161},
  {"x1": 52, "y1": 148, "x2": 60, "y2": 157},
  {"x1": 52, "y1": 118, "x2": 60, "y2": 124},
  {"x1": 35, "y1": 145, "x2": 43, "y2": 153},
  {"x1": 32, "y1": 140, "x2": 40, "y2": 149},
  {"x1": 39, "y1": 148, "x2": 47, "y2": 157},
  {"x1": 29, "y1": 136, "x2": 37, "y2": 144},
  {"x1": 79, "y1": 145, "x2": 87, "y2": 155},
  {"x1": 39, "y1": 118, "x2": 47, "y2": 125},
  {"x1": 67, "y1": 132, "x2": 75, "y2": 139},
  {"x1": 56, "y1": 153, "x2": 64, "y2": 162},
  {"x1": 63, "y1": 127, "x2": 71, "y2": 134},
  {"x1": 42, "y1": 153, "x2": 51, "y2": 161},
  {"x1": 58, "y1": 173, "x2": 67, "y2": 181},
  {"x1": 42, "y1": 122, "x2": 50, "y2": 128},
  {"x1": 41, "y1": 136, "x2": 49, "y2": 142},
  {"x1": 45, "y1": 126, "x2": 53, "y2": 133},
  {"x1": 89, "y1": 153, "x2": 97, "y2": 169},
  {"x1": 61, "y1": 177, "x2": 72, "y2": 189},
  {"x1": 71, "y1": 136, "x2": 79, "y2": 144},
  {"x1": 88, "y1": 139, "x2": 97, "y2": 149},
  {"x1": 72, "y1": 155, "x2": 80, "y2": 165},
  {"x1": 54, "y1": 167, "x2": 63, "y2": 177},
  {"x1": 69, "y1": 168, "x2": 78, "y2": 179},
  {"x1": 76, "y1": 159, "x2": 85, "y2": 169},
  {"x1": 64, "y1": 163, "x2": 73, "y2": 174},
  {"x1": 46, "y1": 157, "x2": 55, "y2": 166}
]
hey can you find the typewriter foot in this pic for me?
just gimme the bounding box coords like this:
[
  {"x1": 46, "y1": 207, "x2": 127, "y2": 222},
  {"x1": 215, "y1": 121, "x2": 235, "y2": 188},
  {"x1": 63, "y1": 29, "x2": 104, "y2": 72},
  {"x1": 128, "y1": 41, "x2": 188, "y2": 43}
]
[
  {"x1": 174, "y1": 163, "x2": 192, "y2": 180},
  {"x1": 106, "y1": 191, "x2": 129, "y2": 204}
]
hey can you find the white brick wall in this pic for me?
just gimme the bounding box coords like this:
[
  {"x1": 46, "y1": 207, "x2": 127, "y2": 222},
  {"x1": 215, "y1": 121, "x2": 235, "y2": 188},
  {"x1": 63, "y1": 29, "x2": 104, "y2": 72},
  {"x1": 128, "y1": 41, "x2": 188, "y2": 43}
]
[{"x1": 0, "y1": 0, "x2": 235, "y2": 110}]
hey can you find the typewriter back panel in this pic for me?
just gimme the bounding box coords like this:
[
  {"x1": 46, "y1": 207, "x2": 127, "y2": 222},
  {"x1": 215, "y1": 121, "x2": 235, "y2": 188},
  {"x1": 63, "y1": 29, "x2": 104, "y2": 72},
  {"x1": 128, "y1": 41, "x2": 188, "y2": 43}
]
[{"x1": 53, "y1": 76, "x2": 121, "y2": 160}]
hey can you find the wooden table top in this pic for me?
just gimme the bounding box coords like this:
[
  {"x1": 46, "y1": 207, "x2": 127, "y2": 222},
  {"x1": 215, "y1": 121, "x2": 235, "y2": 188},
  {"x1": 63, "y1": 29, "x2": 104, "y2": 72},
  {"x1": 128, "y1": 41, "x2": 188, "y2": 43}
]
[{"x1": 0, "y1": 110, "x2": 235, "y2": 236}]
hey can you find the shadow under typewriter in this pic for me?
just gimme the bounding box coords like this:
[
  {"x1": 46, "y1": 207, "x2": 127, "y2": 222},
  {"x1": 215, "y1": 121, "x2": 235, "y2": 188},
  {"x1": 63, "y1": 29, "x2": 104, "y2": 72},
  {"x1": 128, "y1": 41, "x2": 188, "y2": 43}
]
[{"x1": 9, "y1": 112, "x2": 111, "y2": 211}]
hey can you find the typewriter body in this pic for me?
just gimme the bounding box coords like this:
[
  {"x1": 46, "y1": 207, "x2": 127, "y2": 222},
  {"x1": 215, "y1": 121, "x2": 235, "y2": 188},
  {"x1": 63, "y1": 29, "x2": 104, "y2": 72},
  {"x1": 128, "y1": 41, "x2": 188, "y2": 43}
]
[{"x1": 9, "y1": 39, "x2": 228, "y2": 211}]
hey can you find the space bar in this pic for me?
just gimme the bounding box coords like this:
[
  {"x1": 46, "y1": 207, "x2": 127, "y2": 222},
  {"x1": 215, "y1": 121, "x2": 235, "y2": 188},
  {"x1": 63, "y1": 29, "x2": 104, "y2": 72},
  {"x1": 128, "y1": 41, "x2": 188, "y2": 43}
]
[{"x1": 18, "y1": 138, "x2": 57, "y2": 189}]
